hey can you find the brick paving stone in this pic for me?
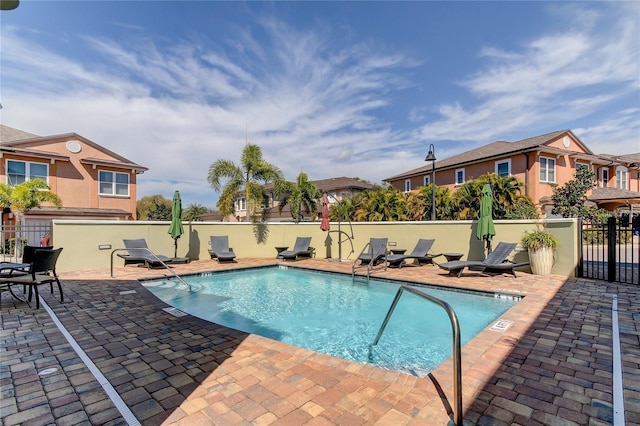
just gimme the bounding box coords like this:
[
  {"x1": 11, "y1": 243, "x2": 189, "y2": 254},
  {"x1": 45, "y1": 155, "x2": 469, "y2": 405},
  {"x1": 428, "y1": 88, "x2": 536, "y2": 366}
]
[{"x1": 3, "y1": 260, "x2": 638, "y2": 426}]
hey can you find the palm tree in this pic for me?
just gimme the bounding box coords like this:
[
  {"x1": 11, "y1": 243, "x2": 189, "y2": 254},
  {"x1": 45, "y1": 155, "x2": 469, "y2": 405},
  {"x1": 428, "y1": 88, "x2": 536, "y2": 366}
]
[
  {"x1": 182, "y1": 203, "x2": 209, "y2": 222},
  {"x1": 207, "y1": 144, "x2": 284, "y2": 222},
  {"x1": 406, "y1": 185, "x2": 456, "y2": 221},
  {"x1": 273, "y1": 172, "x2": 321, "y2": 222},
  {"x1": 452, "y1": 173, "x2": 526, "y2": 220},
  {"x1": 0, "y1": 179, "x2": 62, "y2": 253},
  {"x1": 354, "y1": 186, "x2": 408, "y2": 221}
]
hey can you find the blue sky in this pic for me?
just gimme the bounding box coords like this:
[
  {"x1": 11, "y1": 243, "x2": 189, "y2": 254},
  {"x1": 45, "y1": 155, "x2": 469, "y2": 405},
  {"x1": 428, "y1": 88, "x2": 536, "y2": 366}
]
[{"x1": 1, "y1": 1, "x2": 638, "y2": 209}]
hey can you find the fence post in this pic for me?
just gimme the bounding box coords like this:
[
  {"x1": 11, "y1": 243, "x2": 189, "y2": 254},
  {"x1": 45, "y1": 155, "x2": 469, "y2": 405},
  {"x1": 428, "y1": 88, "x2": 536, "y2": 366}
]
[
  {"x1": 607, "y1": 216, "x2": 616, "y2": 282},
  {"x1": 577, "y1": 219, "x2": 584, "y2": 277}
]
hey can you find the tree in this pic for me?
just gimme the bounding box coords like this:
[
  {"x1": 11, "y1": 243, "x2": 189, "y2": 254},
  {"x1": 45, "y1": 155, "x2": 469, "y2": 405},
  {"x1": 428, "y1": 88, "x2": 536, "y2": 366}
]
[
  {"x1": 207, "y1": 144, "x2": 284, "y2": 222},
  {"x1": 551, "y1": 167, "x2": 609, "y2": 224},
  {"x1": 136, "y1": 195, "x2": 172, "y2": 220},
  {"x1": 506, "y1": 198, "x2": 539, "y2": 219},
  {"x1": 452, "y1": 173, "x2": 527, "y2": 220},
  {"x1": 183, "y1": 203, "x2": 209, "y2": 222},
  {"x1": 406, "y1": 184, "x2": 455, "y2": 220},
  {"x1": 0, "y1": 179, "x2": 62, "y2": 252},
  {"x1": 274, "y1": 172, "x2": 321, "y2": 222},
  {"x1": 329, "y1": 197, "x2": 356, "y2": 222},
  {"x1": 147, "y1": 200, "x2": 171, "y2": 220},
  {"x1": 353, "y1": 185, "x2": 408, "y2": 221}
]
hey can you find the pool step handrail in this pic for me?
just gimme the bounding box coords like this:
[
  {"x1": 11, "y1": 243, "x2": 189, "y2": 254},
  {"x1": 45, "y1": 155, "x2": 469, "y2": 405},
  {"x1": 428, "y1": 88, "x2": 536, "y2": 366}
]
[
  {"x1": 110, "y1": 248, "x2": 192, "y2": 292},
  {"x1": 352, "y1": 242, "x2": 387, "y2": 280},
  {"x1": 369, "y1": 285, "x2": 463, "y2": 426}
]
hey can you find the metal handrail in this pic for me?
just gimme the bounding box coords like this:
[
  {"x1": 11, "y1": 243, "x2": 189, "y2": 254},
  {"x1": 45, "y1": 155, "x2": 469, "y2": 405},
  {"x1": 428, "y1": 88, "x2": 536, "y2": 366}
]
[
  {"x1": 352, "y1": 242, "x2": 388, "y2": 280},
  {"x1": 369, "y1": 285, "x2": 463, "y2": 426},
  {"x1": 110, "y1": 248, "x2": 192, "y2": 291}
]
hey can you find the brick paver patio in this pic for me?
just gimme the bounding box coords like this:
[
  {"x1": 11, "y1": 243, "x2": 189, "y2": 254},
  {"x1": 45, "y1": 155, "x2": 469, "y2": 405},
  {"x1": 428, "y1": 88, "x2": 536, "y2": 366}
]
[{"x1": 1, "y1": 258, "x2": 638, "y2": 425}]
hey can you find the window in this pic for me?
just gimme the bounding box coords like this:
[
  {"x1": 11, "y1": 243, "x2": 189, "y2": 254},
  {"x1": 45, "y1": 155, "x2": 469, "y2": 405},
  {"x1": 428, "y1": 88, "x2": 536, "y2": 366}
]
[
  {"x1": 601, "y1": 168, "x2": 609, "y2": 188},
  {"x1": 404, "y1": 179, "x2": 411, "y2": 192},
  {"x1": 98, "y1": 170, "x2": 129, "y2": 196},
  {"x1": 6, "y1": 160, "x2": 48, "y2": 185},
  {"x1": 616, "y1": 167, "x2": 628, "y2": 190},
  {"x1": 236, "y1": 197, "x2": 246, "y2": 211},
  {"x1": 495, "y1": 159, "x2": 511, "y2": 178},
  {"x1": 455, "y1": 168, "x2": 465, "y2": 185},
  {"x1": 423, "y1": 175, "x2": 431, "y2": 185},
  {"x1": 539, "y1": 157, "x2": 556, "y2": 183},
  {"x1": 575, "y1": 163, "x2": 589, "y2": 172}
]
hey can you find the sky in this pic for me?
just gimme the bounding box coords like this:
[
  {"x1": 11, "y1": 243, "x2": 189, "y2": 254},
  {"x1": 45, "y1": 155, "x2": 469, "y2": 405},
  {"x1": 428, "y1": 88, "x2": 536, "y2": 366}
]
[{"x1": 1, "y1": 1, "x2": 639, "y2": 209}]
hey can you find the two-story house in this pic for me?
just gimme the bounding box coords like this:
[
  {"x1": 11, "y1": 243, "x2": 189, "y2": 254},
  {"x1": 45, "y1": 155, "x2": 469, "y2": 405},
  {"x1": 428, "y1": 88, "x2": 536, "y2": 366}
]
[
  {"x1": 385, "y1": 129, "x2": 640, "y2": 216},
  {"x1": 1, "y1": 124, "x2": 147, "y2": 244}
]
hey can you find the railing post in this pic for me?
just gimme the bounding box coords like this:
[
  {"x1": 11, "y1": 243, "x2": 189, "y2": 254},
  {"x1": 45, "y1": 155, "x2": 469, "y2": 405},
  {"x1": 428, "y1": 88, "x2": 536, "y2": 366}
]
[
  {"x1": 607, "y1": 216, "x2": 616, "y2": 282},
  {"x1": 370, "y1": 285, "x2": 463, "y2": 426}
]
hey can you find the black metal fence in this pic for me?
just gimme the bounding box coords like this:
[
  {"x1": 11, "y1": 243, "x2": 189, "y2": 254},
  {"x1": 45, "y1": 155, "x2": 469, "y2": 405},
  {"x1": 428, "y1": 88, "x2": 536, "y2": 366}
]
[
  {"x1": 1, "y1": 222, "x2": 51, "y2": 262},
  {"x1": 579, "y1": 217, "x2": 639, "y2": 284}
]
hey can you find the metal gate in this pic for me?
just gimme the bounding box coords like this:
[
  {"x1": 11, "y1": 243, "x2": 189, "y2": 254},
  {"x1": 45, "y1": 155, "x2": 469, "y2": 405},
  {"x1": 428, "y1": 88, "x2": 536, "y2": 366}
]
[
  {"x1": 579, "y1": 217, "x2": 639, "y2": 284},
  {"x1": 0, "y1": 221, "x2": 52, "y2": 262}
]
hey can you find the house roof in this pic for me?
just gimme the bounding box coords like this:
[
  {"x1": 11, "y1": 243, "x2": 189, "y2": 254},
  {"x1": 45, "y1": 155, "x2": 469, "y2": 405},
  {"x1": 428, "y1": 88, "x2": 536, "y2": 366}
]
[
  {"x1": 25, "y1": 206, "x2": 134, "y2": 218},
  {"x1": 0, "y1": 125, "x2": 39, "y2": 142},
  {"x1": 312, "y1": 176, "x2": 375, "y2": 192},
  {"x1": 0, "y1": 124, "x2": 148, "y2": 173},
  {"x1": 590, "y1": 187, "x2": 640, "y2": 202},
  {"x1": 263, "y1": 176, "x2": 374, "y2": 192},
  {"x1": 384, "y1": 129, "x2": 605, "y2": 181},
  {"x1": 80, "y1": 157, "x2": 147, "y2": 173},
  {"x1": 0, "y1": 145, "x2": 71, "y2": 162},
  {"x1": 596, "y1": 153, "x2": 640, "y2": 166}
]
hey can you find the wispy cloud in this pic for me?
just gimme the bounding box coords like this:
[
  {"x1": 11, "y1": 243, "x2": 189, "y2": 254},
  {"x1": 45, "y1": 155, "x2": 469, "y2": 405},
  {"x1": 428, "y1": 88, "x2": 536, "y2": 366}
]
[
  {"x1": 417, "y1": 3, "x2": 639, "y2": 146},
  {"x1": 1, "y1": 2, "x2": 637, "y2": 209},
  {"x1": 1, "y1": 14, "x2": 415, "y2": 206}
]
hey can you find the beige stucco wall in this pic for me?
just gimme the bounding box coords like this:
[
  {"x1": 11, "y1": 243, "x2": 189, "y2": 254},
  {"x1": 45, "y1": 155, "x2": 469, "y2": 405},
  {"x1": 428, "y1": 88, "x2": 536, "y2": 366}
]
[{"x1": 52, "y1": 218, "x2": 579, "y2": 276}]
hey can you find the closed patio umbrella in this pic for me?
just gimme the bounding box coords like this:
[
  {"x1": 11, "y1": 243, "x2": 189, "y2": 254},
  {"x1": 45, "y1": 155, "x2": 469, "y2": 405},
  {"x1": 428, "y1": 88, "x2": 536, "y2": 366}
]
[
  {"x1": 320, "y1": 192, "x2": 330, "y2": 231},
  {"x1": 168, "y1": 190, "x2": 184, "y2": 258},
  {"x1": 476, "y1": 184, "x2": 496, "y2": 254}
]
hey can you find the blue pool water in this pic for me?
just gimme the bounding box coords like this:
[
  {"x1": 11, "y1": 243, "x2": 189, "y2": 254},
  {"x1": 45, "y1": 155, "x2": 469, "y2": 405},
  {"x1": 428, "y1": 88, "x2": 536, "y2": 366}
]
[{"x1": 143, "y1": 266, "x2": 518, "y2": 374}]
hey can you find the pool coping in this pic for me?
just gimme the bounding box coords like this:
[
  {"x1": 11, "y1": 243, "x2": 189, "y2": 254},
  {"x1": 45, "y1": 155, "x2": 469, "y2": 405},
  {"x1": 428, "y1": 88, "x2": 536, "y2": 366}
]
[{"x1": 140, "y1": 263, "x2": 522, "y2": 377}]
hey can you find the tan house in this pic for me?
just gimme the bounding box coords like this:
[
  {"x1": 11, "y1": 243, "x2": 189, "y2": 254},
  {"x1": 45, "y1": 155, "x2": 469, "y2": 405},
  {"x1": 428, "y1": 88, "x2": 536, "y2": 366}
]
[
  {"x1": 1, "y1": 125, "x2": 148, "y2": 237},
  {"x1": 224, "y1": 176, "x2": 374, "y2": 222},
  {"x1": 385, "y1": 129, "x2": 640, "y2": 216}
]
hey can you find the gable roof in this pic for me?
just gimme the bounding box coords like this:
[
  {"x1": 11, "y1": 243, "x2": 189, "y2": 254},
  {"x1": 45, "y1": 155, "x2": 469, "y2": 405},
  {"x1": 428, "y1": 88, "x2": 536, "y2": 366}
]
[
  {"x1": 0, "y1": 124, "x2": 39, "y2": 141},
  {"x1": 384, "y1": 129, "x2": 598, "y2": 181},
  {"x1": 0, "y1": 124, "x2": 148, "y2": 173},
  {"x1": 263, "y1": 176, "x2": 374, "y2": 192}
]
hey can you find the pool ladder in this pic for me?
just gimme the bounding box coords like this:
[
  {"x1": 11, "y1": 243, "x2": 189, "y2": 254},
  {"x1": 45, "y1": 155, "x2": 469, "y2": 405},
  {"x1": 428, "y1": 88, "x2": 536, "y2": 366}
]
[
  {"x1": 110, "y1": 248, "x2": 192, "y2": 291},
  {"x1": 369, "y1": 285, "x2": 463, "y2": 426},
  {"x1": 351, "y1": 242, "x2": 387, "y2": 281}
]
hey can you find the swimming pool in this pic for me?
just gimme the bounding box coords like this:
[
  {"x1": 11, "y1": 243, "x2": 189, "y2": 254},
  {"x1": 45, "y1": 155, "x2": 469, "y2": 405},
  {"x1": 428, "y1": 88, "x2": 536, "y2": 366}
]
[{"x1": 143, "y1": 266, "x2": 519, "y2": 374}]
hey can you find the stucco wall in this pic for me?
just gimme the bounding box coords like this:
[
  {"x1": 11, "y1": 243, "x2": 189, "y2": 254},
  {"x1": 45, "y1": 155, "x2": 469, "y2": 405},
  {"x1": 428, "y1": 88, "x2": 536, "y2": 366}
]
[{"x1": 51, "y1": 218, "x2": 579, "y2": 276}]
